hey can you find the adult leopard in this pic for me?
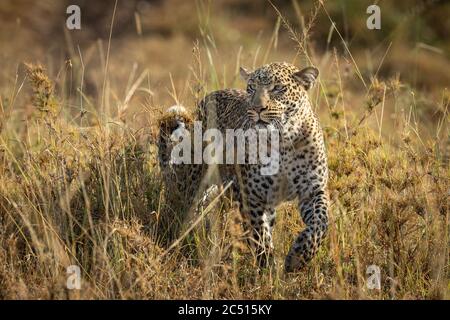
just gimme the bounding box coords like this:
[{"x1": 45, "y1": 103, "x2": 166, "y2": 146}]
[{"x1": 158, "y1": 62, "x2": 329, "y2": 272}]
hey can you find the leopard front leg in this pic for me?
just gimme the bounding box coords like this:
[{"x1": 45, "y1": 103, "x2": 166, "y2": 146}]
[
  {"x1": 241, "y1": 201, "x2": 276, "y2": 269},
  {"x1": 285, "y1": 188, "x2": 328, "y2": 272}
]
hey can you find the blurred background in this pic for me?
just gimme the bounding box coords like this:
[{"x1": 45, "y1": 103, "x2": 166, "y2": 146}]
[{"x1": 1, "y1": 0, "x2": 448, "y2": 116}]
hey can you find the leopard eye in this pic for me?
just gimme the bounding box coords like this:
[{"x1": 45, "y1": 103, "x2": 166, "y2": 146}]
[
  {"x1": 247, "y1": 83, "x2": 256, "y2": 93},
  {"x1": 271, "y1": 84, "x2": 284, "y2": 93}
]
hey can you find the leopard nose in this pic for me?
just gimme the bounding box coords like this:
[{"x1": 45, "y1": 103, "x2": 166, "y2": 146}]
[{"x1": 254, "y1": 104, "x2": 268, "y2": 113}]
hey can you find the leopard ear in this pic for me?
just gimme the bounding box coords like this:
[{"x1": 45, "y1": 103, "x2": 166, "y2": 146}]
[
  {"x1": 293, "y1": 66, "x2": 319, "y2": 90},
  {"x1": 239, "y1": 66, "x2": 251, "y2": 81}
]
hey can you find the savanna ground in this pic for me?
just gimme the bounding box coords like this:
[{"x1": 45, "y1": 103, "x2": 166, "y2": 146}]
[{"x1": 0, "y1": 0, "x2": 448, "y2": 299}]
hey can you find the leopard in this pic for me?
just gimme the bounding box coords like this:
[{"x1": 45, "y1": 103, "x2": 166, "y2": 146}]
[{"x1": 157, "y1": 62, "x2": 329, "y2": 272}]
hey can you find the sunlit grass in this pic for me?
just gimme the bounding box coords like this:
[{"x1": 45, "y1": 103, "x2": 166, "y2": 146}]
[{"x1": 0, "y1": 0, "x2": 448, "y2": 300}]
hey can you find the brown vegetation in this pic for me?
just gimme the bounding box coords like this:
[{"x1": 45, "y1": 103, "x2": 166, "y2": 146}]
[{"x1": 0, "y1": 0, "x2": 448, "y2": 299}]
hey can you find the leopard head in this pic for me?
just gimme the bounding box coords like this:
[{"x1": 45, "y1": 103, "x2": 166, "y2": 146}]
[
  {"x1": 240, "y1": 62, "x2": 319, "y2": 126},
  {"x1": 158, "y1": 105, "x2": 193, "y2": 165},
  {"x1": 159, "y1": 105, "x2": 192, "y2": 139}
]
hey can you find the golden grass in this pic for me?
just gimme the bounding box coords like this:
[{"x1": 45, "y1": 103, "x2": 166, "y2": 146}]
[{"x1": 0, "y1": 0, "x2": 448, "y2": 300}]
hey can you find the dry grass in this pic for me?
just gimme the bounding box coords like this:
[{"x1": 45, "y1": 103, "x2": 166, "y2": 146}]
[{"x1": 0, "y1": 0, "x2": 448, "y2": 300}]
